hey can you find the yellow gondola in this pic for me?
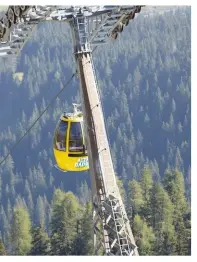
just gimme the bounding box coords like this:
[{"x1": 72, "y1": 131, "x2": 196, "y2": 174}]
[{"x1": 53, "y1": 104, "x2": 89, "y2": 172}]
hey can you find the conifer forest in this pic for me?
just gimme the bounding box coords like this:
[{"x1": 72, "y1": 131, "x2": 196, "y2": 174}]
[{"x1": 0, "y1": 6, "x2": 191, "y2": 255}]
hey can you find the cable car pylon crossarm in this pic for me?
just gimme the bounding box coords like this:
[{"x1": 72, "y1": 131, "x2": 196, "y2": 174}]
[{"x1": 72, "y1": 16, "x2": 138, "y2": 256}]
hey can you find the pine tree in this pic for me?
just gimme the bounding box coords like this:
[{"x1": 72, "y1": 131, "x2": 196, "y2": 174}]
[
  {"x1": 0, "y1": 239, "x2": 6, "y2": 255},
  {"x1": 163, "y1": 169, "x2": 187, "y2": 213},
  {"x1": 72, "y1": 203, "x2": 93, "y2": 255},
  {"x1": 35, "y1": 196, "x2": 46, "y2": 229},
  {"x1": 141, "y1": 167, "x2": 153, "y2": 201},
  {"x1": 150, "y1": 183, "x2": 176, "y2": 255},
  {"x1": 29, "y1": 226, "x2": 51, "y2": 255},
  {"x1": 128, "y1": 180, "x2": 144, "y2": 218},
  {"x1": 136, "y1": 129, "x2": 143, "y2": 149},
  {"x1": 140, "y1": 167, "x2": 153, "y2": 223},
  {"x1": 50, "y1": 190, "x2": 80, "y2": 255},
  {"x1": 77, "y1": 181, "x2": 91, "y2": 205},
  {"x1": 133, "y1": 215, "x2": 155, "y2": 255},
  {"x1": 9, "y1": 207, "x2": 32, "y2": 255},
  {"x1": 163, "y1": 169, "x2": 189, "y2": 254}
]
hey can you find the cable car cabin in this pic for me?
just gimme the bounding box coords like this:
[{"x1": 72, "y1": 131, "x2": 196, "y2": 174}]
[{"x1": 53, "y1": 105, "x2": 89, "y2": 172}]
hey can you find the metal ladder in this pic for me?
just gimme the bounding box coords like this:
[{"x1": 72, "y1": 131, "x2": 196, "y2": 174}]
[
  {"x1": 76, "y1": 15, "x2": 90, "y2": 53},
  {"x1": 109, "y1": 196, "x2": 132, "y2": 255}
]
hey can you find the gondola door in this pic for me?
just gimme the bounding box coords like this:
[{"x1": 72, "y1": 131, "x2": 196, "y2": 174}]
[{"x1": 68, "y1": 121, "x2": 84, "y2": 155}]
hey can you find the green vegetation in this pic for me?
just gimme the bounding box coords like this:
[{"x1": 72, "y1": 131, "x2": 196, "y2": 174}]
[
  {"x1": 9, "y1": 207, "x2": 32, "y2": 255},
  {"x1": 0, "y1": 239, "x2": 6, "y2": 255},
  {"x1": 0, "y1": 7, "x2": 191, "y2": 255},
  {"x1": 0, "y1": 168, "x2": 191, "y2": 255}
]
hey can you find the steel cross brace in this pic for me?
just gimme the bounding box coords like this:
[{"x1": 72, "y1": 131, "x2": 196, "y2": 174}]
[{"x1": 93, "y1": 193, "x2": 137, "y2": 255}]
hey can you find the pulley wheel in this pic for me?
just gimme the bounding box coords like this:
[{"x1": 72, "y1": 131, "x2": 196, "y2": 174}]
[
  {"x1": 111, "y1": 32, "x2": 118, "y2": 40},
  {"x1": 14, "y1": 6, "x2": 21, "y2": 17},
  {"x1": 3, "y1": 16, "x2": 11, "y2": 28},
  {"x1": 7, "y1": 7, "x2": 15, "y2": 24},
  {"x1": 124, "y1": 19, "x2": 129, "y2": 26},
  {"x1": 0, "y1": 22, "x2": 6, "y2": 38},
  {"x1": 129, "y1": 12, "x2": 135, "y2": 20},
  {"x1": 117, "y1": 23, "x2": 123, "y2": 33},
  {"x1": 20, "y1": 6, "x2": 26, "y2": 11},
  {"x1": 135, "y1": 6, "x2": 141, "y2": 13}
]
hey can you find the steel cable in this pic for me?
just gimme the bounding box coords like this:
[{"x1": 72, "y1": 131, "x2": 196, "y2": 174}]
[{"x1": 0, "y1": 72, "x2": 76, "y2": 166}]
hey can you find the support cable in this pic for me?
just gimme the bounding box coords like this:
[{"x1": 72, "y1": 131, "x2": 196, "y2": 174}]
[{"x1": 0, "y1": 72, "x2": 76, "y2": 166}]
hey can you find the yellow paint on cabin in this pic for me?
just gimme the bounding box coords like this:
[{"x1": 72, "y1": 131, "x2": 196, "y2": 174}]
[{"x1": 53, "y1": 114, "x2": 89, "y2": 172}]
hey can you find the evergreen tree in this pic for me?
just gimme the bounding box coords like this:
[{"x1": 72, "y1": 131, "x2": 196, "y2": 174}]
[
  {"x1": 77, "y1": 181, "x2": 91, "y2": 205},
  {"x1": 50, "y1": 190, "x2": 80, "y2": 255},
  {"x1": 150, "y1": 183, "x2": 176, "y2": 255},
  {"x1": 163, "y1": 169, "x2": 189, "y2": 254},
  {"x1": 72, "y1": 203, "x2": 93, "y2": 255},
  {"x1": 0, "y1": 239, "x2": 6, "y2": 255},
  {"x1": 128, "y1": 180, "x2": 144, "y2": 218},
  {"x1": 133, "y1": 215, "x2": 155, "y2": 255},
  {"x1": 140, "y1": 167, "x2": 153, "y2": 223},
  {"x1": 9, "y1": 207, "x2": 32, "y2": 255},
  {"x1": 29, "y1": 226, "x2": 51, "y2": 255},
  {"x1": 141, "y1": 167, "x2": 153, "y2": 201},
  {"x1": 35, "y1": 196, "x2": 46, "y2": 229}
]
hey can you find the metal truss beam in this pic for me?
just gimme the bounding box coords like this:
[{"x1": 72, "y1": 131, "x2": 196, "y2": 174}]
[{"x1": 0, "y1": 5, "x2": 143, "y2": 59}]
